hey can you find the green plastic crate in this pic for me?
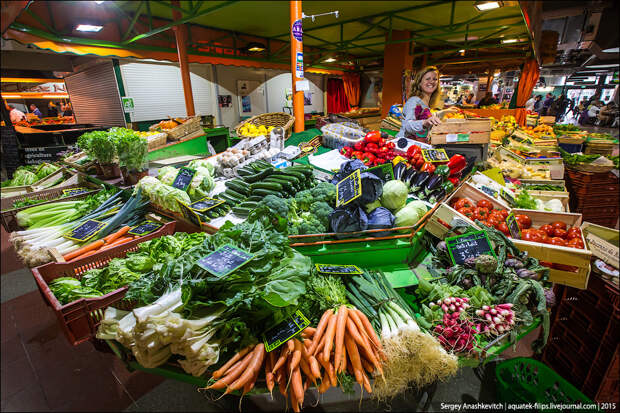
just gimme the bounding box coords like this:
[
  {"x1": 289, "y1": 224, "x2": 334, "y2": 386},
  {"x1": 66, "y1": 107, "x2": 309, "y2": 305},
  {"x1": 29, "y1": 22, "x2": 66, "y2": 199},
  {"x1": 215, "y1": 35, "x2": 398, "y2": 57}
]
[{"x1": 496, "y1": 358, "x2": 597, "y2": 411}]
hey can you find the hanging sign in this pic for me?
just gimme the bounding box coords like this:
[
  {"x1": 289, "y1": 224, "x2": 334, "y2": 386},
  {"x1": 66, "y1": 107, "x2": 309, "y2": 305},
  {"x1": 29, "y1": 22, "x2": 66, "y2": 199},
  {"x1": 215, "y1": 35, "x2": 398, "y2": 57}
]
[
  {"x1": 366, "y1": 163, "x2": 394, "y2": 183},
  {"x1": 336, "y1": 168, "x2": 362, "y2": 207},
  {"x1": 197, "y1": 244, "x2": 254, "y2": 278},
  {"x1": 263, "y1": 310, "x2": 310, "y2": 352},
  {"x1": 445, "y1": 230, "x2": 495, "y2": 265},
  {"x1": 121, "y1": 97, "x2": 135, "y2": 113},
  {"x1": 128, "y1": 220, "x2": 163, "y2": 237},
  {"x1": 171, "y1": 167, "x2": 196, "y2": 191},
  {"x1": 296, "y1": 52, "x2": 304, "y2": 79},
  {"x1": 315, "y1": 264, "x2": 363, "y2": 276},
  {"x1": 64, "y1": 219, "x2": 107, "y2": 242},
  {"x1": 421, "y1": 148, "x2": 449, "y2": 163},
  {"x1": 292, "y1": 19, "x2": 303, "y2": 42}
]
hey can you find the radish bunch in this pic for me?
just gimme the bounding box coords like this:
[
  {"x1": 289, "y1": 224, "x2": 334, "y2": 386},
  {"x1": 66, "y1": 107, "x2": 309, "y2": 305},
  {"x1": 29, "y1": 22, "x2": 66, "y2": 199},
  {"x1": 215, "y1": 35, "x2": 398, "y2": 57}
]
[
  {"x1": 432, "y1": 313, "x2": 477, "y2": 354},
  {"x1": 474, "y1": 304, "x2": 515, "y2": 336},
  {"x1": 428, "y1": 296, "x2": 471, "y2": 318}
]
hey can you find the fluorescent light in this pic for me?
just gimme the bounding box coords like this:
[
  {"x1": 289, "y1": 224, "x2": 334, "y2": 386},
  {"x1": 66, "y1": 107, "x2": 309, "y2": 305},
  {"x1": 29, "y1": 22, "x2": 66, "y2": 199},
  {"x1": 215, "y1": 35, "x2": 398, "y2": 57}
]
[
  {"x1": 42, "y1": 95, "x2": 69, "y2": 98},
  {"x1": 2, "y1": 95, "x2": 21, "y2": 98},
  {"x1": 474, "y1": 1, "x2": 502, "y2": 11},
  {"x1": 459, "y1": 49, "x2": 465, "y2": 53},
  {"x1": 75, "y1": 24, "x2": 103, "y2": 32},
  {"x1": 501, "y1": 38, "x2": 518, "y2": 44},
  {"x1": 602, "y1": 47, "x2": 619, "y2": 53},
  {"x1": 94, "y1": 1, "x2": 104, "y2": 3},
  {"x1": 323, "y1": 57, "x2": 337, "y2": 63},
  {"x1": 247, "y1": 46, "x2": 265, "y2": 52},
  {"x1": 585, "y1": 64, "x2": 619, "y2": 68}
]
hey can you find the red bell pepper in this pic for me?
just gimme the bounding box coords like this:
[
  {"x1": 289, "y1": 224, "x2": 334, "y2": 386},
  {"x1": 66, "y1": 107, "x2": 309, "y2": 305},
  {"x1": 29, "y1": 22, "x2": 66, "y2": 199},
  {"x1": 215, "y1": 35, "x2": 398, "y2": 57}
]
[
  {"x1": 415, "y1": 158, "x2": 425, "y2": 169},
  {"x1": 378, "y1": 146, "x2": 389, "y2": 157},
  {"x1": 354, "y1": 141, "x2": 365, "y2": 151},
  {"x1": 385, "y1": 150, "x2": 397, "y2": 161},
  {"x1": 364, "y1": 152, "x2": 376, "y2": 163},
  {"x1": 448, "y1": 176, "x2": 460, "y2": 186},
  {"x1": 407, "y1": 145, "x2": 421, "y2": 158},
  {"x1": 365, "y1": 142, "x2": 379, "y2": 154},
  {"x1": 421, "y1": 162, "x2": 436, "y2": 173},
  {"x1": 351, "y1": 151, "x2": 363, "y2": 159},
  {"x1": 340, "y1": 146, "x2": 353, "y2": 157},
  {"x1": 364, "y1": 131, "x2": 381, "y2": 143},
  {"x1": 386, "y1": 141, "x2": 395, "y2": 149},
  {"x1": 375, "y1": 157, "x2": 386, "y2": 164},
  {"x1": 377, "y1": 137, "x2": 386, "y2": 147},
  {"x1": 447, "y1": 154, "x2": 467, "y2": 174}
]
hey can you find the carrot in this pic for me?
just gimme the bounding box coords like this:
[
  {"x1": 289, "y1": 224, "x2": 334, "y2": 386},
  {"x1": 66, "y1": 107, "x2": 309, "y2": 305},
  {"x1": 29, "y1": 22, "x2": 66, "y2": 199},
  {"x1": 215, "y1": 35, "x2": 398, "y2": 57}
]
[
  {"x1": 318, "y1": 370, "x2": 331, "y2": 393},
  {"x1": 265, "y1": 351, "x2": 275, "y2": 398},
  {"x1": 207, "y1": 349, "x2": 254, "y2": 389},
  {"x1": 228, "y1": 343, "x2": 265, "y2": 391},
  {"x1": 63, "y1": 239, "x2": 105, "y2": 261},
  {"x1": 301, "y1": 327, "x2": 316, "y2": 338},
  {"x1": 309, "y1": 309, "x2": 332, "y2": 355},
  {"x1": 308, "y1": 356, "x2": 321, "y2": 380},
  {"x1": 316, "y1": 353, "x2": 337, "y2": 387},
  {"x1": 299, "y1": 357, "x2": 315, "y2": 384},
  {"x1": 340, "y1": 338, "x2": 347, "y2": 373},
  {"x1": 290, "y1": 385, "x2": 300, "y2": 413},
  {"x1": 303, "y1": 339, "x2": 311, "y2": 349},
  {"x1": 103, "y1": 225, "x2": 130, "y2": 244},
  {"x1": 345, "y1": 335, "x2": 363, "y2": 387},
  {"x1": 322, "y1": 311, "x2": 338, "y2": 362},
  {"x1": 361, "y1": 357, "x2": 374, "y2": 374},
  {"x1": 68, "y1": 249, "x2": 100, "y2": 262},
  {"x1": 333, "y1": 305, "x2": 348, "y2": 372},
  {"x1": 361, "y1": 370, "x2": 372, "y2": 393},
  {"x1": 313, "y1": 332, "x2": 327, "y2": 356},
  {"x1": 303, "y1": 377, "x2": 309, "y2": 392},
  {"x1": 277, "y1": 369, "x2": 287, "y2": 397},
  {"x1": 98, "y1": 236, "x2": 134, "y2": 251},
  {"x1": 272, "y1": 340, "x2": 293, "y2": 374},
  {"x1": 353, "y1": 309, "x2": 383, "y2": 352},
  {"x1": 291, "y1": 367, "x2": 304, "y2": 403},
  {"x1": 213, "y1": 346, "x2": 252, "y2": 379},
  {"x1": 346, "y1": 317, "x2": 381, "y2": 373}
]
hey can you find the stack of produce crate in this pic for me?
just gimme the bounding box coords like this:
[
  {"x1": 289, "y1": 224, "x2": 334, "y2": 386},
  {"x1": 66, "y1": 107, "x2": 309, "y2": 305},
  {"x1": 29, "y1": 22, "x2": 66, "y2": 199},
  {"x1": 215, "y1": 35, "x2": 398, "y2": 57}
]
[
  {"x1": 543, "y1": 274, "x2": 619, "y2": 402},
  {"x1": 564, "y1": 167, "x2": 619, "y2": 228}
]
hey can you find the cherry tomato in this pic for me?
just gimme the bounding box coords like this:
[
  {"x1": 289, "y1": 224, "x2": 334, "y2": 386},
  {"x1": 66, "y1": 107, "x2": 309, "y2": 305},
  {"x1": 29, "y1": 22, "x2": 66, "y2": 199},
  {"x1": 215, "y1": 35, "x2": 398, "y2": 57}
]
[
  {"x1": 549, "y1": 237, "x2": 567, "y2": 247},
  {"x1": 497, "y1": 222, "x2": 510, "y2": 236},
  {"x1": 550, "y1": 221, "x2": 567, "y2": 231},
  {"x1": 457, "y1": 207, "x2": 474, "y2": 219},
  {"x1": 453, "y1": 198, "x2": 473, "y2": 210},
  {"x1": 539, "y1": 224, "x2": 555, "y2": 237},
  {"x1": 473, "y1": 207, "x2": 490, "y2": 220},
  {"x1": 566, "y1": 238, "x2": 584, "y2": 249},
  {"x1": 515, "y1": 214, "x2": 532, "y2": 229},
  {"x1": 553, "y1": 228, "x2": 568, "y2": 239},
  {"x1": 567, "y1": 227, "x2": 582, "y2": 240},
  {"x1": 476, "y1": 199, "x2": 493, "y2": 209}
]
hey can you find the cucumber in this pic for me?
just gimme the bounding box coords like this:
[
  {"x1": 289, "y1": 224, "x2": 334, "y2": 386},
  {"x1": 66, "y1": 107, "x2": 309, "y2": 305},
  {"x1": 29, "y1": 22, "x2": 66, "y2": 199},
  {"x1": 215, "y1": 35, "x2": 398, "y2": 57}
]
[
  {"x1": 252, "y1": 188, "x2": 283, "y2": 197},
  {"x1": 243, "y1": 168, "x2": 274, "y2": 183},
  {"x1": 247, "y1": 196, "x2": 263, "y2": 202},
  {"x1": 223, "y1": 189, "x2": 246, "y2": 201},
  {"x1": 282, "y1": 170, "x2": 306, "y2": 181},
  {"x1": 238, "y1": 201, "x2": 259, "y2": 209},
  {"x1": 218, "y1": 193, "x2": 238, "y2": 206},
  {"x1": 225, "y1": 180, "x2": 250, "y2": 195},
  {"x1": 250, "y1": 182, "x2": 283, "y2": 192},
  {"x1": 232, "y1": 206, "x2": 252, "y2": 217}
]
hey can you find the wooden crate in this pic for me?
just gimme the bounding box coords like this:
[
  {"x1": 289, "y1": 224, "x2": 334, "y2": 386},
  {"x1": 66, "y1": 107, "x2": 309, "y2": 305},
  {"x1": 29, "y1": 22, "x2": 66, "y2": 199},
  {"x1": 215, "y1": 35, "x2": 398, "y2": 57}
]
[
  {"x1": 540, "y1": 116, "x2": 555, "y2": 125},
  {"x1": 512, "y1": 189, "x2": 570, "y2": 212},
  {"x1": 430, "y1": 118, "x2": 491, "y2": 145},
  {"x1": 511, "y1": 209, "x2": 591, "y2": 290},
  {"x1": 581, "y1": 222, "x2": 619, "y2": 269}
]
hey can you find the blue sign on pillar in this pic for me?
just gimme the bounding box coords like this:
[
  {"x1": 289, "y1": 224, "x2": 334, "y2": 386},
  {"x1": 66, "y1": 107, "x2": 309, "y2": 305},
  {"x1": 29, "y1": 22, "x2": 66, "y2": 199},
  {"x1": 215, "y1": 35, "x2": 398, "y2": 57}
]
[{"x1": 292, "y1": 19, "x2": 303, "y2": 41}]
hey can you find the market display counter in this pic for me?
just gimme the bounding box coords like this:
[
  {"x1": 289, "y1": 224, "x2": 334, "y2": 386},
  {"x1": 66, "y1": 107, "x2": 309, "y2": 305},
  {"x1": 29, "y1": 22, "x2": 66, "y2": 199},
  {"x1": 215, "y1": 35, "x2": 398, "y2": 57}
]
[
  {"x1": 463, "y1": 108, "x2": 526, "y2": 126},
  {"x1": 146, "y1": 127, "x2": 229, "y2": 161}
]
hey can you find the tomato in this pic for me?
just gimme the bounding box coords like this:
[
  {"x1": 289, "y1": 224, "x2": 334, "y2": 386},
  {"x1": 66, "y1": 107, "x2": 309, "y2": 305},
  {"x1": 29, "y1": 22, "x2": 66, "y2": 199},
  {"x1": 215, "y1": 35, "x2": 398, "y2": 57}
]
[
  {"x1": 498, "y1": 209, "x2": 509, "y2": 220},
  {"x1": 521, "y1": 229, "x2": 534, "y2": 241},
  {"x1": 526, "y1": 229, "x2": 543, "y2": 243},
  {"x1": 536, "y1": 229, "x2": 550, "y2": 244},
  {"x1": 488, "y1": 209, "x2": 503, "y2": 220},
  {"x1": 567, "y1": 227, "x2": 582, "y2": 240},
  {"x1": 473, "y1": 207, "x2": 490, "y2": 220},
  {"x1": 453, "y1": 198, "x2": 473, "y2": 210},
  {"x1": 476, "y1": 199, "x2": 493, "y2": 209},
  {"x1": 550, "y1": 221, "x2": 567, "y2": 231},
  {"x1": 549, "y1": 237, "x2": 567, "y2": 247},
  {"x1": 497, "y1": 222, "x2": 510, "y2": 236},
  {"x1": 539, "y1": 224, "x2": 555, "y2": 237},
  {"x1": 487, "y1": 217, "x2": 502, "y2": 229},
  {"x1": 515, "y1": 214, "x2": 532, "y2": 229},
  {"x1": 450, "y1": 197, "x2": 461, "y2": 208},
  {"x1": 553, "y1": 228, "x2": 568, "y2": 239},
  {"x1": 566, "y1": 238, "x2": 584, "y2": 249},
  {"x1": 457, "y1": 207, "x2": 474, "y2": 219}
]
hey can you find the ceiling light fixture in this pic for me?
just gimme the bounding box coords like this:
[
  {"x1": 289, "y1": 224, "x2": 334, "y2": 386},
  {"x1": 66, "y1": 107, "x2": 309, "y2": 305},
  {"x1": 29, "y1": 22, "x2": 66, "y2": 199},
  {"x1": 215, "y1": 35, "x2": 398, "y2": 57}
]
[
  {"x1": 242, "y1": 42, "x2": 266, "y2": 52},
  {"x1": 42, "y1": 94, "x2": 69, "y2": 98},
  {"x1": 585, "y1": 64, "x2": 619, "y2": 68},
  {"x1": 2, "y1": 95, "x2": 21, "y2": 98},
  {"x1": 474, "y1": 1, "x2": 503, "y2": 11},
  {"x1": 323, "y1": 57, "x2": 337, "y2": 63},
  {"x1": 94, "y1": 1, "x2": 104, "y2": 4},
  {"x1": 459, "y1": 49, "x2": 465, "y2": 53},
  {"x1": 75, "y1": 24, "x2": 103, "y2": 32},
  {"x1": 602, "y1": 47, "x2": 619, "y2": 53},
  {"x1": 501, "y1": 38, "x2": 518, "y2": 44}
]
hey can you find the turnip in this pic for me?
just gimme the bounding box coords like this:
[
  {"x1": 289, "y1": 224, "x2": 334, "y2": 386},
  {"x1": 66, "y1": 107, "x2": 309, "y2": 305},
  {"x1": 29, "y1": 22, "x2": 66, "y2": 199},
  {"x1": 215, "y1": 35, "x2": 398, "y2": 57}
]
[
  {"x1": 490, "y1": 308, "x2": 498, "y2": 315},
  {"x1": 476, "y1": 309, "x2": 484, "y2": 316},
  {"x1": 449, "y1": 304, "x2": 456, "y2": 312},
  {"x1": 482, "y1": 305, "x2": 490, "y2": 311},
  {"x1": 441, "y1": 304, "x2": 449, "y2": 313},
  {"x1": 444, "y1": 298, "x2": 451, "y2": 305}
]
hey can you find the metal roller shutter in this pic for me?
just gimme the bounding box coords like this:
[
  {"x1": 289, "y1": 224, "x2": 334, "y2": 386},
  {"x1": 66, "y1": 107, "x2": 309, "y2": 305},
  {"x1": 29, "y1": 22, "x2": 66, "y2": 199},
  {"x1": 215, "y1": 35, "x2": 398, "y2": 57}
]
[{"x1": 64, "y1": 60, "x2": 126, "y2": 127}]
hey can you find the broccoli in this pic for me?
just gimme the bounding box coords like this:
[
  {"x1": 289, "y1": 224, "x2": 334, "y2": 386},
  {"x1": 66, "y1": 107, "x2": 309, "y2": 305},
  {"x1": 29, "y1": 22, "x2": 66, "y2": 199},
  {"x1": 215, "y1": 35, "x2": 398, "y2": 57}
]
[
  {"x1": 294, "y1": 190, "x2": 314, "y2": 211},
  {"x1": 308, "y1": 201, "x2": 333, "y2": 229},
  {"x1": 259, "y1": 195, "x2": 290, "y2": 218},
  {"x1": 309, "y1": 182, "x2": 337, "y2": 205}
]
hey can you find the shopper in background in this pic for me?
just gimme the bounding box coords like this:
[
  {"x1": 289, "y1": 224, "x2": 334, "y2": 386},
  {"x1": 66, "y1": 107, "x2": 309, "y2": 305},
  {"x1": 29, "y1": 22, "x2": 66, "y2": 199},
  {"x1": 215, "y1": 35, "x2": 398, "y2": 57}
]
[
  {"x1": 8, "y1": 105, "x2": 26, "y2": 123},
  {"x1": 525, "y1": 94, "x2": 537, "y2": 111},
  {"x1": 493, "y1": 94, "x2": 500, "y2": 103},
  {"x1": 464, "y1": 92, "x2": 475, "y2": 104},
  {"x1": 532, "y1": 95, "x2": 543, "y2": 114},
  {"x1": 29, "y1": 104, "x2": 43, "y2": 119},
  {"x1": 541, "y1": 93, "x2": 554, "y2": 116},
  {"x1": 597, "y1": 101, "x2": 616, "y2": 126},
  {"x1": 47, "y1": 101, "x2": 58, "y2": 117},
  {"x1": 478, "y1": 92, "x2": 496, "y2": 108},
  {"x1": 396, "y1": 66, "x2": 457, "y2": 142},
  {"x1": 61, "y1": 102, "x2": 73, "y2": 117}
]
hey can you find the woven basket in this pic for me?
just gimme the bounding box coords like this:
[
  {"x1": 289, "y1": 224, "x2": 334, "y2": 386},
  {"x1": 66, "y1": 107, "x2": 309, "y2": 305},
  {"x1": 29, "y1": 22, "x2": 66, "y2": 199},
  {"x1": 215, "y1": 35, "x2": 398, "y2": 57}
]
[
  {"x1": 150, "y1": 117, "x2": 201, "y2": 141},
  {"x1": 146, "y1": 132, "x2": 168, "y2": 150},
  {"x1": 234, "y1": 112, "x2": 294, "y2": 140},
  {"x1": 584, "y1": 141, "x2": 617, "y2": 156}
]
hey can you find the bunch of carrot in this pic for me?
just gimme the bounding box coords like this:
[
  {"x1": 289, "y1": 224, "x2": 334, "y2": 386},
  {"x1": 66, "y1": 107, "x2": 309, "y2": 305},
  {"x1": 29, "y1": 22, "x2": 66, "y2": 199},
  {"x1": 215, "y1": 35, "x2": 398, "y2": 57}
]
[
  {"x1": 62, "y1": 225, "x2": 136, "y2": 262},
  {"x1": 205, "y1": 305, "x2": 386, "y2": 412}
]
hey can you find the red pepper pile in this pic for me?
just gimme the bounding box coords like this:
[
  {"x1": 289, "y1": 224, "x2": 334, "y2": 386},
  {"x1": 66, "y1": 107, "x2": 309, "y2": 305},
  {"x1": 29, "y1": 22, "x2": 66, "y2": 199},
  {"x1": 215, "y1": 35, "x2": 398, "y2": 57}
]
[
  {"x1": 340, "y1": 131, "x2": 396, "y2": 167},
  {"x1": 404, "y1": 145, "x2": 467, "y2": 187}
]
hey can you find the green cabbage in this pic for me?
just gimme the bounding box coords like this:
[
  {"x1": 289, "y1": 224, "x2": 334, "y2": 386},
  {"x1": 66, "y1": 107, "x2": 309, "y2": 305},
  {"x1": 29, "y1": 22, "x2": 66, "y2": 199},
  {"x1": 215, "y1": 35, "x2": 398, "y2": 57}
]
[
  {"x1": 380, "y1": 180, "x2": 408, "y2": 211},
  {"x1": 157, "y1": 166, "x2": 178, "y2": 185},
  {"x1": 187, "y1": 159, "x2": 215, "y2": 177},
  {"x1": 394, "y1": 201, "x2": 427, "y2": 229}
]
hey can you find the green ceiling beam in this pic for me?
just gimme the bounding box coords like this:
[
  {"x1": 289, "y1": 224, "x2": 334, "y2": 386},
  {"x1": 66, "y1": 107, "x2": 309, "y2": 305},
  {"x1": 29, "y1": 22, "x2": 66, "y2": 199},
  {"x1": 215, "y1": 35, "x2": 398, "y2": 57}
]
[
  {"x1": 123, "y1": 0, "x2": 239, "y2": 45},
  {"x1": 412, "y1": 41, "x2": 529, "y2": 57},
  {"x1": 151, "y1": 0, "x2": 190, "y2": 16},
  {"x1": 122, "y1": 1, "x2": 144, "y2": 42},
  {"x1": 24, "y1": 8, "x2": 58, "y2": 36},
  {"x1": 348, "y1": 16, "x2": 389, "y2": 44},
  {"x1": 145, "y1": 0, "x2": 152, "y2": 30},
  {"x1": 391, "y1": 14, "x2": 441, "y2": 30},
  {"x1": 429, "y1": 54, "x2": 527, "y2": 66},
  {"x1": 449, "y1": 0, "x2": 456, "y2": 30},
  {"x1": 45, "y1": 2, "x2": 57, "y2": 34}
]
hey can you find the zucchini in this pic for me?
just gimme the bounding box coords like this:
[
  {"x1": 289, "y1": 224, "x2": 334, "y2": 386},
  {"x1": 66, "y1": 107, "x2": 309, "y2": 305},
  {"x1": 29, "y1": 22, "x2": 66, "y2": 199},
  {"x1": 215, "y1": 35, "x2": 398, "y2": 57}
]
[
  {"x1": 225, "y1": 180, "x2": 250, "y2": 195},
  {"x1": 250, "y1": 182, "x2": 283, "y2": 192},
  {"x1": 243, "y1": 168, "x2": 274, "y2": 183},
  {"x1": 223, "y1": 188, "x2": 246, "y2": 201},
  {"x1": 252, "y1": 188, "x2": 283, "y2": 197},
  {"x1": 206, "y1": 209, "x2": 221, "y2": 218},
  {"x1": 232, "y1": 206, "x2": 252, "y2": 217},
  {"x1": 264, "y1": 177, "x2": 294, "y2": 191},
  {"x1": 238, "y1": 201, "x2": 259, "y2": 209},
  {"x1": 218, "y1": 193, "x2": 238, "y2": 206},
  {"x1": 247, "y1": 195, "x2": 263, "y2": 202},
  {"x1": 253, "y1": 160, "x2": 272, "y2": 169},
  {"x1": 282, "y1": 170, "x2": 306, "y2": 181},
  {"x1": 236, "y1": 167, "x2": 255, "y2": 177},
  {"x1": 287, "y1": 165, "x2": 314, "y2": 177},
  {"x1": 269, "y1": 172, "x2": 300, "y2": 185}
]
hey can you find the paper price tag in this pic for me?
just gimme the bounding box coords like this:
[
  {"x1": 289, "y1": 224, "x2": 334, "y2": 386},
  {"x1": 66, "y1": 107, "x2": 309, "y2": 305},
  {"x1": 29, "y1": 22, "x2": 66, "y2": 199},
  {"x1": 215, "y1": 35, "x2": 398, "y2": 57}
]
[
  {"x1": 315, "y1": 264, "x2": 363, "y2": 275},
  {"x1": 171, "y1": 167, "x2": 196, "y2": 191},
  {"x1": 479, "y1": 185, "x2": 498, "y2": 198},
  {"x1": 500, "y1": 188, "x2": 516, "y2": 206},
  {"x1": 445, "y1": 230, "x2": 495, "y2": 265},
  {"x1": 336, "y1": 168, "x2": 362, "y2": 207},
  {"x1": 197, "y1": 244, "x2": 254, "y2": 278},
  {"x1": 64, "y1": 219, "x2": 107, "y2": 242},
  {"x1": 128, "y1": 220, "x2": 163, "y2": 236},
  {"x1": 263, "y1": 310, "x2": 310, "y2": 352},
  {"x1": 421, "y1": 148, "x2": 449, "y2": 163}
]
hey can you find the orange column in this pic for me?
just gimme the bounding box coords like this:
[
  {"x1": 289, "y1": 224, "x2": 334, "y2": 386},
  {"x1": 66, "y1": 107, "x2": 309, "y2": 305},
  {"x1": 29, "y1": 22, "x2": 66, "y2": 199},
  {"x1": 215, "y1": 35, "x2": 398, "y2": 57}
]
[
  {"x1": 290, "y1": 0, "x2": 304, "y2": 133},
  {"x1": 172, "y1": 1, "x2": 195, "y2": 116},
  {"x1": 381, "y1": 31, "x2": 413, "y2": 118}
]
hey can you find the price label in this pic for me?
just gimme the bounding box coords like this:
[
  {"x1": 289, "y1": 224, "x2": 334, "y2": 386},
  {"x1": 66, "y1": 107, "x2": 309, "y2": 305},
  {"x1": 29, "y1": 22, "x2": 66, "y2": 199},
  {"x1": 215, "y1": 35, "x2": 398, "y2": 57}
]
[
  {"x1": 479, "y1": 185, "x2": 498, "y2": 198},
  {"x1": 421, "y1": 148, "x2": 449, "y2": 163},
  {"x1": 446, "y1": 133, "x2": 470, "y2": 143},
  {"x1": 336, "y1": 168, "x2": 362, "y2": 207},
  {"x1": 500, "y1": 188, "x2": 516, "y2": 206},
  {"x1": 505, "y1": 214, "x2": 521, "y2": 239},
  {"x1": 128, "y1": 220, "x2": 163, "y2": 236},
  {"x1": 64, "y1": 219, "x2": 107, "y2": 242},
  {"x1": 190, "y1": 197, "x2": 224, "y2": 212},
  {"x1": 366, "y1": 163, "x2": 394, "y2": 183},
  {"x1": 178, "y1": 201, "x2": 203, "y2": 227},
  {"x1": 62, "y1": 187, "x2": 90, "y2": 197},
  {"x1": 263, "y1": 310, "x2": 310, "y2": 352},
  {"x1": 171, "y1": 167, "x2": 196, "y2": 191},
  {"x1": 315, "y1": 264, "x2": 363, "y2": 276},
  {"x1": 197, "y1": 244, "x2": 254, "y2": 278},
  {"x1": 445, "y1": 230, "x2": 496, "y2": 265}
]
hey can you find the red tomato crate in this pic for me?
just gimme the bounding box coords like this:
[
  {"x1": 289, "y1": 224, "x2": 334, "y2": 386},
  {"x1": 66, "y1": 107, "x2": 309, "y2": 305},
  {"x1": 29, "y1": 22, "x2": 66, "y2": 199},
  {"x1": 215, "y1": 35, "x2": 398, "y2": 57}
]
[{"x1": 30, "y1": 221, "x2": 177, "y2": 346}]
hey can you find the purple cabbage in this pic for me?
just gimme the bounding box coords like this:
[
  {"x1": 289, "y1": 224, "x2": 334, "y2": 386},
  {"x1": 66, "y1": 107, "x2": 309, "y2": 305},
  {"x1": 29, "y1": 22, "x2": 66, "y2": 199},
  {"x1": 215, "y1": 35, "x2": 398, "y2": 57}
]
[{"x1": 366, "y1": 207, "x2": 395, "y2": 237}]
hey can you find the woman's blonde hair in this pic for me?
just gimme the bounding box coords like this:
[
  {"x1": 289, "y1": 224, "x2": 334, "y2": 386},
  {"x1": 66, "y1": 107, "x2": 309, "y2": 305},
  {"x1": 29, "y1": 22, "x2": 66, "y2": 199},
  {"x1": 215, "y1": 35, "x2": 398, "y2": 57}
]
[{"x1": 410, "y1": 66, "x2": 442, "y2": 109}]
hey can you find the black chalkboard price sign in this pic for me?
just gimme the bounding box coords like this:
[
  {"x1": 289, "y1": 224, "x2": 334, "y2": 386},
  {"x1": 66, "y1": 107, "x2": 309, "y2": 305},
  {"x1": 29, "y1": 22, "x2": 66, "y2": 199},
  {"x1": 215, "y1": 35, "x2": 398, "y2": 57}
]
[
  {"x1": 315, "y1": 264, "x2": 363, "y2": 275},
  {"x1": 505, "y1": 213, "x2": 521, "y2": 239},
  {"x1": 171, "y1": 167, "x2": 196, "y2": 191},
  {"x1": 190, "y1": 197, "x2": 224, "y2": 212},
  {"x1": 445, "y1": 230, "x2": 496, "y2": 265},
  {"x1": 421, "y1": 148, "x2": 449, "y2": 163},
  {"x1": 128, "y1": 220, "x2": 163, "y2": 236},
  {"x1": 366, "y1": 163, "x2": 394, "y2": 183},
  {"x1": 64, "y1": 219, "x2": 107, "y2": 242},
  {"x1": 479, "y1": 185, "x2": 498, "y2": 198},
  {"x1": 178, "y1": 201, "x2": 202, "y2": 227},
  {"x1": 197, "y1": 244, "x2": 254, "y2": 278},
  {"x1": 62, "y1": 187, "x2": 90, "y2": 197},
  {"x1": 336, "y1": 168, "x2": 362, "y2": 207},
  {"x1": 263, "y1": 310, "x2": 311, "y2": 352}
]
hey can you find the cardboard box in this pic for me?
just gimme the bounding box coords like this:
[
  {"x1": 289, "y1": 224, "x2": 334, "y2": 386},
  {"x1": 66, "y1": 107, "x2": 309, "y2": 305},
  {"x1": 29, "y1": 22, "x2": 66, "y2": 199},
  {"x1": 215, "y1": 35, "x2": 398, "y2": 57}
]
[
  {"x1": 581, "y1": 222, "x2": 619, "y2": 269},
  {"x1": 430, "y1": 118, "x2": 491, "y2": 145}
]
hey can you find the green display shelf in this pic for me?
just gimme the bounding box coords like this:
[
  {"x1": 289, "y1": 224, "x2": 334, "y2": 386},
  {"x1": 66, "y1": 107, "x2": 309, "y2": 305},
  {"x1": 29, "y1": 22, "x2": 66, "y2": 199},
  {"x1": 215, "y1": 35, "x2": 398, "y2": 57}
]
[{"x1": 146, "y1": 127, "x2": 229, "y2": 162}]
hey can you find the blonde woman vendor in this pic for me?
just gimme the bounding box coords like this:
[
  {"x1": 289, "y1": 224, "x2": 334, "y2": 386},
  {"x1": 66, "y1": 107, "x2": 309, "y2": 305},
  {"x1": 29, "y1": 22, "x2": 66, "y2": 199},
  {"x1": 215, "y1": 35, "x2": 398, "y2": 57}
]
[{"x1": 396, "y1": 66, "x2": 456, "y2": 143}]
